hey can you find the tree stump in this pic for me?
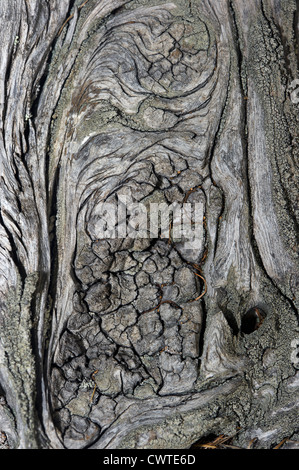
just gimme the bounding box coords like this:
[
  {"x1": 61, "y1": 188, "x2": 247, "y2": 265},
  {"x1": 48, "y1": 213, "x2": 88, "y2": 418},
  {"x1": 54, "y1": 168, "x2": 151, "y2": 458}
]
[{"x1": 0, "y1": 0, "x2": 298, "y2": 449}]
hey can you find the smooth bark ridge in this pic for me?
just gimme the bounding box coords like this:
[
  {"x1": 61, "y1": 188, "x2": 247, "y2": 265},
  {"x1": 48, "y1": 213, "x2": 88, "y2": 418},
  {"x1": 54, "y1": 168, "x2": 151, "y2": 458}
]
[{"x1": 0, "y1": 0, "x2": 298, "y2": 449}]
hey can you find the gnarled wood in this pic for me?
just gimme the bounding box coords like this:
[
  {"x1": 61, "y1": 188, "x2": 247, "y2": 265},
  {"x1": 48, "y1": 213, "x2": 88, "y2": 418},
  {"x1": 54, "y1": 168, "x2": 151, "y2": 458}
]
[{"x1": 0, "y1": 0, "x2": 298, "y2": 449}]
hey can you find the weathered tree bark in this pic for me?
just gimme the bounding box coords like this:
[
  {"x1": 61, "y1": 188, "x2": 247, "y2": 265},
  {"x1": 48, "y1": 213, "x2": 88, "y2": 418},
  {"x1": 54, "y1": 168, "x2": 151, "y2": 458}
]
[{"x1": 0, "y1": 0, "x2": 298, "y2": 449}]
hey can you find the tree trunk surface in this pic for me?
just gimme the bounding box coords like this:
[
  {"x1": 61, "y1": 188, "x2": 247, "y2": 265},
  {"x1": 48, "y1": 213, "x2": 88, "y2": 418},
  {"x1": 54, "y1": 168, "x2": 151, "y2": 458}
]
[{"x1": 0, "y1": 0, "x2": 298, "y2": 449}]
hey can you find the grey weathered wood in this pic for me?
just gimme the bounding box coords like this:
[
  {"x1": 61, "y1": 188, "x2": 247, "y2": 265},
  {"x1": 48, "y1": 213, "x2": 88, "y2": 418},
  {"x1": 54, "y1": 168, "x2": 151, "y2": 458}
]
[{"x1": 0, "y1": 0, "x2": 298, "y2": 449}]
